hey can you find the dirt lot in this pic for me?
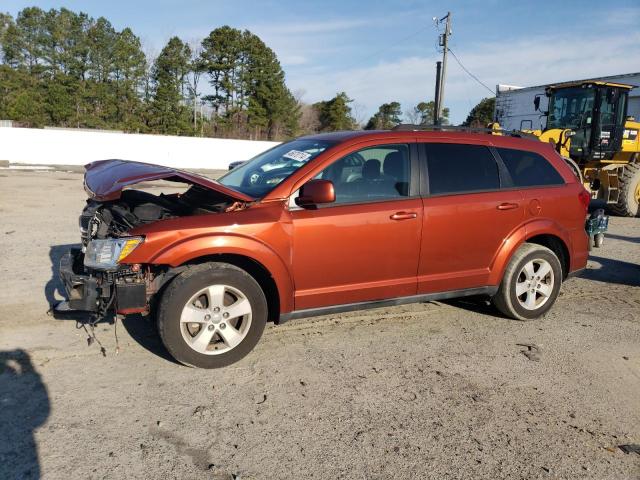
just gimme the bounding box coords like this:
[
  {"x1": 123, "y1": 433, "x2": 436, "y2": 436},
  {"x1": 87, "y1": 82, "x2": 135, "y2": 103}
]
[{"x1": 0, "y1": 169, "x2": 639, "y2": 479}]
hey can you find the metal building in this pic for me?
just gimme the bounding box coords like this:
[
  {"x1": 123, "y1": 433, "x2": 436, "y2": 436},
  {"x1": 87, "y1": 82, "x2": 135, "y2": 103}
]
[{"x1": 495, "y1": 72, "x2": 640, "y2": 131}]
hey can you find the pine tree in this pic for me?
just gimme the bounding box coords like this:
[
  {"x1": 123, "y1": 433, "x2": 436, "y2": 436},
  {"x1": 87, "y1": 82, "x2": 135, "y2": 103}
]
[
  {"x1": 462, "y1": 97, "x2": 495, "y2": 127},
  {"x1": 0, "y1": 7, "x2": 299, "y2": 138},
  {"x1": 149, "y1": 36, "x2": 192, "y2": 135},
  {"x1": 313, "y1": 92, "x2": 356, "y2": 131},
  {"x1": 365, "y1": 101, "x2": 402, "y2": 130}
]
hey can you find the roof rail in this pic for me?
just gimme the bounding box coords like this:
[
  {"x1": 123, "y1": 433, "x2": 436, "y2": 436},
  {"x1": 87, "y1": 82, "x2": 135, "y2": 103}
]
[{"x1": 391, "y1": 124, "x2": 539, "y2": 141}]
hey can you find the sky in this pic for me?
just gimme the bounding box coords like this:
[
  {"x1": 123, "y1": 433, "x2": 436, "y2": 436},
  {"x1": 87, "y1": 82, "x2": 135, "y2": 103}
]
[{"x1": 3, "y1": 0, "x2": 640, "y2": 124}]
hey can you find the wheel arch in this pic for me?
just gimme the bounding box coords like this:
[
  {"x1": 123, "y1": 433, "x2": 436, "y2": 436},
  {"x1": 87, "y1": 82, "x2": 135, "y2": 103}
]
[
  {"x1": 525, "y1": 234, "x2": 570, "y2": 279},
  {"x1": 148, "y1": 235, "x2": 294, "y2": 319},
  {"x1": 489, "y1": 221, "x2": 572, "y2": 284},
  {"x1": 178, "y1": 253, "x2": 282, "y2": 324}
]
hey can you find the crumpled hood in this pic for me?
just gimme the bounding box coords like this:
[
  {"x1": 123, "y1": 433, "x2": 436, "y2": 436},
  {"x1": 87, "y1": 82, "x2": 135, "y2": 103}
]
[{"x1": 83, "y1": 159, "x2": 254, "y2": 202}]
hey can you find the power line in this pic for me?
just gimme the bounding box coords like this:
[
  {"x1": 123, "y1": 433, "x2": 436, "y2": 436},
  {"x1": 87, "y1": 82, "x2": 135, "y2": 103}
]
[{"x1": 447, "y1": 48, "x2": 495, "y2": 96}]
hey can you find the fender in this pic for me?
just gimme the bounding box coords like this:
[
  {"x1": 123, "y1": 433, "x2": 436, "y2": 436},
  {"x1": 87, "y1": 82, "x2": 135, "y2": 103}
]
[
  {"x1": 487, "y1": 218, "x2": 572, "y2": 285},
  {"x1": 144, "y1": 233, "x2": 294, "y2": 314}
]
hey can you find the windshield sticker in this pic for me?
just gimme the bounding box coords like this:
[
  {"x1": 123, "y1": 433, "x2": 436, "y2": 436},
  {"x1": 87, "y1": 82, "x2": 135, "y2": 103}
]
[{"x1": 283, "y1": 150, "x2": 312, "y2": 162}]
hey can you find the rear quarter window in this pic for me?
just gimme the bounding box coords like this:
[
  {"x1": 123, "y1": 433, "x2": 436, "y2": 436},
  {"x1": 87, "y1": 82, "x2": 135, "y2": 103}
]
[
  {"x1": 497, "y1": 148, "x2": 565, "y2": 187},
  {"x1": 425, "y1": 143, "x2": 500, "y2": 195}
]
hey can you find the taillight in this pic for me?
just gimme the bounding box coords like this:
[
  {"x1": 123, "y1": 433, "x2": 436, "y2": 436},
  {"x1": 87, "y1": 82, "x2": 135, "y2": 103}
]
[{"x1": 578, "y1": 189, "x2": 590, "y2": 212}]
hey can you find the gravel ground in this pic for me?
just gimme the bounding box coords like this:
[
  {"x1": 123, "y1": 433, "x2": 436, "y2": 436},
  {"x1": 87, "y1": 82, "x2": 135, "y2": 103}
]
[{"x1": 0, "y1": 169, "x2": 639, "y2": 480}]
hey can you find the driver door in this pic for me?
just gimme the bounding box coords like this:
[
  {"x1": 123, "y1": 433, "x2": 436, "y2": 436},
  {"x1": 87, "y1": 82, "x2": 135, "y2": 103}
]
[{"x1": 289, "y1": 143, "x2": 422, "y2": 310}]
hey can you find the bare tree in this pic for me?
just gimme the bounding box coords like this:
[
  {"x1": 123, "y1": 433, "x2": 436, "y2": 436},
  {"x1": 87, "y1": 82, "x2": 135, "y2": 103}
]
[
  {"x1": 297, "y1": 103, "x2": 320, "y2": 135},
  {"x1": 351, "y1": 102, "x2": 367, "y2": 129},
  {"x1": 187, "y1": 39, "x2": 205, "y2": 133},
  {"x1": 405, "y1": 107, "x2": 420, "y2": 125}
]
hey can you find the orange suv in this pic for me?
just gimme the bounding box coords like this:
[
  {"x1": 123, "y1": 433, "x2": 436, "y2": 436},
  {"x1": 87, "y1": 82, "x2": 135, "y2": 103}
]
[{"x1": 58, "y1": 129, "x2": 606, "y2": 368}]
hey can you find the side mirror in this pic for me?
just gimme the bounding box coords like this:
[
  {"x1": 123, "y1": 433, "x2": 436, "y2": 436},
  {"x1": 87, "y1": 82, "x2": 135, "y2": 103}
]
[
  {"x1": 295, "y1": 179, "x2": 335, "y2": 207},
  {"x1": 533, "y1": 95, "x2": 541, "y2": 111}
]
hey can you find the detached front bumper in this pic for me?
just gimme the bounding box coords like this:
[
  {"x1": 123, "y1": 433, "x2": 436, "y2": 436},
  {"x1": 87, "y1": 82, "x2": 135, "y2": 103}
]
[{"x1": 56, "y1": 248, "x2": 148, "y2": 314}]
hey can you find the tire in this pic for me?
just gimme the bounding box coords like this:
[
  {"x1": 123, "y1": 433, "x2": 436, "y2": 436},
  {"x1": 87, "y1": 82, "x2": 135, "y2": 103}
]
[
  {"x1": 610, "y1": 162, "x2": 640, "y2": 217},
  {"x1": 492, "y1": 243, "x2": 562, "y2": 321},
  {"x1": 157, "y1": 262, "x2": 267, "y2": 368}
]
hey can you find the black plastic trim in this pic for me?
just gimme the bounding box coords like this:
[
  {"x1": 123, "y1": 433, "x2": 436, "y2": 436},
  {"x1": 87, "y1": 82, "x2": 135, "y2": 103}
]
[
  {"x1": 489, "y1": 146, "x2": 514, "y2": 188},
  {"x1": 278, "y1": 286, "x2": 499, "y2": 323},
  {"x1": 409, "y1": 143, "x2": 421, "y2": 197},
  {"x1": 418, "y1": 143, "x2": 429, "y2": 196}
]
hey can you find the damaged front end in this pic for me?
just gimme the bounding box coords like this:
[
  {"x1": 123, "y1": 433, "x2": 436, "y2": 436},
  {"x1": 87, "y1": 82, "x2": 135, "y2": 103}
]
[
  {"x1": 57, "y1": 246, "x2": 149, "y2": 315},
  {"x1": 55, "y1": 159, "x2": 254, "y2": 318}
]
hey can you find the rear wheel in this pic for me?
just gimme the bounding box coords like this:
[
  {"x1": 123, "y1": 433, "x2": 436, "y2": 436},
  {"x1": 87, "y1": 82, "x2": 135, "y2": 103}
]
[
  {"x1": 158, "y1": 262, "x2": 267, "y2": 368},
  {"x1": 610, "y1": 162, "x2": 640, "y2": 217},
  {"x1": 493, "y1": 243, "x2": 562, "y2": 320}
]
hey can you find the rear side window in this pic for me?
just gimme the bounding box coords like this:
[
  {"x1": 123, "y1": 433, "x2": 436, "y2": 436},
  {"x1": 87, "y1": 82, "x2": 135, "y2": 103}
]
[
  {"x1": 497, "y1": 148, "x2": 565, "y2": 187},
  {"x1": 425, "y1": 144, "x2": 500, "y2": 195}
]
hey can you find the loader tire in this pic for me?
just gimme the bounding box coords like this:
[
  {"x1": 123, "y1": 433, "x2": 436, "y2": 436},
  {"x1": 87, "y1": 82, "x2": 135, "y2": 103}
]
[{"x1": 610, "y1": 162, "x2": 640, "y2": 217}]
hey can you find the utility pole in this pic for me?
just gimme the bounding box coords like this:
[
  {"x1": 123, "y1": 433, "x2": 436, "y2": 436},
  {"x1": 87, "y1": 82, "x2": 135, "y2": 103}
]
[
  {"x1": 433, "y1": 61, "x2": 442, "y2": 125},
  {"x1": 435, "y1": 11, "x2": 452, "y2": 125}
]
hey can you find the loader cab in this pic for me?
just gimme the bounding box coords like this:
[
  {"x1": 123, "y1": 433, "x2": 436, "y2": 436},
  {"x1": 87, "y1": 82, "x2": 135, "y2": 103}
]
[{"x1": 544, "y1": 82, "x2": 631, "y2": 162}]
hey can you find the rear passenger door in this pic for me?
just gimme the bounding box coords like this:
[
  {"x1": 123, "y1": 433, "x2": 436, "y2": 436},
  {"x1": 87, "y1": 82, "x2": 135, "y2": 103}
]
[{"x1": 418, "y1": 142, "x2": 524, "y2": 293}]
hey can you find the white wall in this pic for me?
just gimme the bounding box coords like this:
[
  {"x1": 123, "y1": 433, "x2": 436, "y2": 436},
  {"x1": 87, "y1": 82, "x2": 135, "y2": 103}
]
[{"x1": 0, "y1": 127, "x2": 279, "y2": 170}]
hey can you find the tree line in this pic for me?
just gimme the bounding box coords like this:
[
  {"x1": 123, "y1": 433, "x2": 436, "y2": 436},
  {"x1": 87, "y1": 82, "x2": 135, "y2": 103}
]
[
  {"x1": 0, "y1": 7, "x2": 495, "y2": 140},
  {"x1": 0, "y1": 7, "x2": 298, "y2": 139}
]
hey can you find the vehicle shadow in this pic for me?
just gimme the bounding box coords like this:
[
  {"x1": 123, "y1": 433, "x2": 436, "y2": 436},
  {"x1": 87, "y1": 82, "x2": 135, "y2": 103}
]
[
  {"x1": 581, "y1": 256, "x2": 640, "y2": 287},
  {"x1": 121, "y1": 314, "x2": 180, "y2": 365},
  {"x1": 440, "y1": 296, "x2": 509, "y2": 319},
  {"x1": 604, "y1": 233, "x2": 640, "y2": 245},
  {"x1": 45, "y1": 244, "x2": 79, "y2": 310},
  {"x1": 0, "y1": 349, "x2": 50, "y2": 479}
]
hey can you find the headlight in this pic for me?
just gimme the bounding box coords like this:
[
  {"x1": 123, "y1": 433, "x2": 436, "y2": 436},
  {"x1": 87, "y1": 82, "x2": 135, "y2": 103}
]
[{"x1": 84, "y1": 237, "x2": 144, "y2": 270}]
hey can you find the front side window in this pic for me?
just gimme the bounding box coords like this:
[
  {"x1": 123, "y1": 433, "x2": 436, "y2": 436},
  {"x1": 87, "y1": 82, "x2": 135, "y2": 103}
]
[
  {"x1": 315, "y1": 144, "x2": 410, "y2": 204},
  {"x1": 218, "y1": 139, "x2": 335, "y2": 198},
  {"x1": 497, "y1": 148, "x2": 564, "y2": 187},
  {"x1": 425, "y1": 143, "x2": 500, "y2": 195}
]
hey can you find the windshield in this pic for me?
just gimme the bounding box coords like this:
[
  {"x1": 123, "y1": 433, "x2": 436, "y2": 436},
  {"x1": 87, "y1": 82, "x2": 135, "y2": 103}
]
[
  {"x1": 547, "y1": 87, "x2": 595, "y2": 130},
  {"x1": 218, "y1": 139, "x2": 335, "y2": 198}
]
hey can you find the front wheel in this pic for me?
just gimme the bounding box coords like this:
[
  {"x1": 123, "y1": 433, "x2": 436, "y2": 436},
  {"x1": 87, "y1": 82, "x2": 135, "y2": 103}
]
[
  {"x1": 492, "y1": 243, "x2": 562, "y2": 320},
  {"x1": 157, "y1": 262, "x2": 267, "y2": 368}
]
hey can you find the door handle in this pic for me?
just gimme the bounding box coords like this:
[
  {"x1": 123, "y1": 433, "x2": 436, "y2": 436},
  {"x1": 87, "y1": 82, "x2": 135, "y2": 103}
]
[
  {"x1": 497, "y1": 202, "x2": 519, "y2": 211},
  {"x1": 390, "y1": 211, "x2": 418, "y2": 220}
]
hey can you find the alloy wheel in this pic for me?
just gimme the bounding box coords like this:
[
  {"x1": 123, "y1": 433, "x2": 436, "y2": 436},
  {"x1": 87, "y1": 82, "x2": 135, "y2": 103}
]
[
  {"x1": 515, "y1": 258, "x2": 555, "y2": 311},
  {"x1": 179, "y1": 284, "x2": 252, "y2": 355}
]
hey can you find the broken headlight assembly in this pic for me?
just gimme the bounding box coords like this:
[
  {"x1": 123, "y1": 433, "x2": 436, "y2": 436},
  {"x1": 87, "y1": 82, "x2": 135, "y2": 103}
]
[{"x1": 84, "y1": 236, "x2": 144, "y2": 270}]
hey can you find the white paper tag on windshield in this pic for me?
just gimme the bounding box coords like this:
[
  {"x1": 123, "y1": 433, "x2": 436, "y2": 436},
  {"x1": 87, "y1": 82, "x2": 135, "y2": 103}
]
[{"x1": 283, "y1": 150, "x2": 311, "y2": 162}]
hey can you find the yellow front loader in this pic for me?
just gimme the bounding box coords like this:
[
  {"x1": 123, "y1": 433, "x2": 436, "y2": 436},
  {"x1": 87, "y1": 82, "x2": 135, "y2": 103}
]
[{"x1": 491, "y1": 81, "x2": 640, "y2": 216}]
